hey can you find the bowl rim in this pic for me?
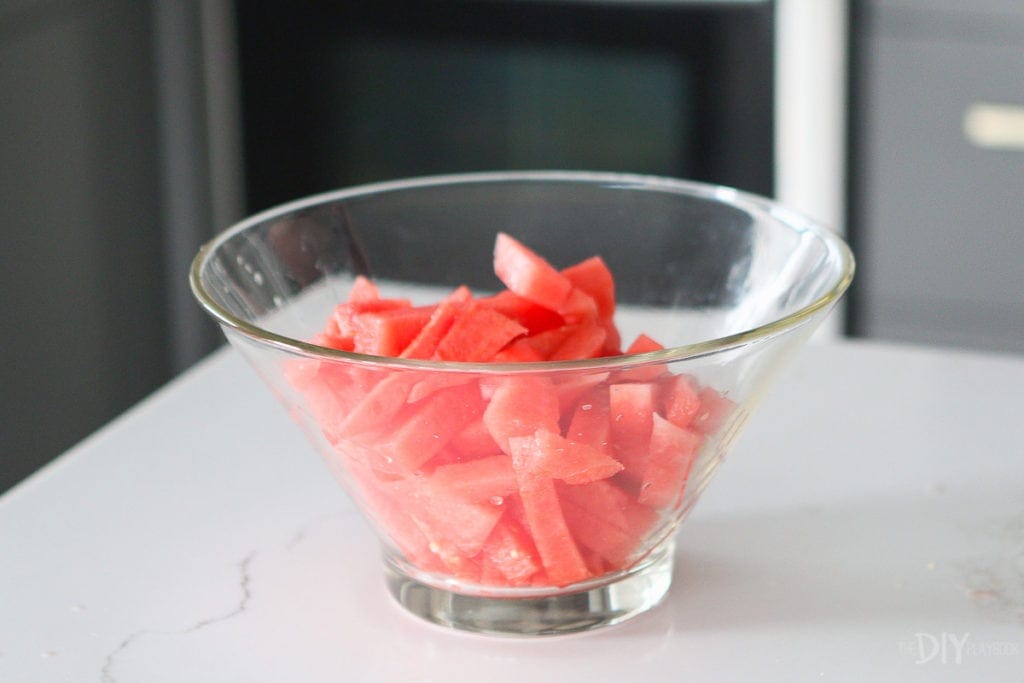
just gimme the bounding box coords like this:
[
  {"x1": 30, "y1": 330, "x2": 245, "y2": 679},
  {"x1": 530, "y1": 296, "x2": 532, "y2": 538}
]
[{"x1": 190, "y1": 170, "x2": 855, "y2": 373}]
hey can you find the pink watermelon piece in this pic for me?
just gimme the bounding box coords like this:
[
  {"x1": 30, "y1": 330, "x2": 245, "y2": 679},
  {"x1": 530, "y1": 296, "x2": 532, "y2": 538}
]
[
  {"x1": 480, "y1": 518, "x2": 542, "y2": 586},
  {"x1": 693, "y1": 387, "x2": 735, "y2": 435},
  {"x1": 332, "y1": 298, "x2": 412, "y2": 345},
  {"x1": 433, "y1": 303, "x2": 527, "y2": 362},
  {"x1": 548, "y1": 321, "x2": 607, "y2": 361},
  {"x1": 406, "y1": 374, "x2": 476, "y2": 404},
  {"x1": 565, "y1": 384, "x2": 613, "y2": 455},
  {"x1": 517, "y1": 325, "x2": 576, "y2": 359},
  {"x1": 608, "y1": 381, "x2": 657, "y2": 480},
  {"x1": 554, "y1": 371, "x2": 609, "y2": 417},
  {"x1": 558, "y1": 479, "x2": 660, "y2": 541},
  {"x1": 478, "y1": 289, "x2": 564, "y2": 335},
  {"x1": 448, "y1": 418, "x2": 503, "y2": 459},
  {"x1": 399, "y1": 477, "x2": 505, "y2": 566},
  {"x1": 335, "y1": 373, "x2": 416, "y2": 436},
  {"x1": 491, "y1": 340, "x2": 547, "y2": 363},
  {"x1": 638, "y1": 413, "x2": 703, "y2": 509},
  {"x1": 399, "y1": 286, "x2": 472, "y2": 359},
  {"x1": 345, "y1": 459, "x2": 447, "y2": 573},
  {"x1": 514, "y1": 429, "x2": 623, "y2": 485},
  {"x1": 352, "y1": 305, "x2": 435, "y2": 356},
  {"x1": 615, "y1": 334, "x2": 667, "y2": 382},
  {"x1": 562, "y1": 255, "x2": 615, "y2": 321},
  {"x1": 380, "y1": 381, "x2": 485, "y2": 472},
  {"x1": 560, "y1": 496, "x2": 638, "y2": 568},
  {"x1": 493, "y1": 233, "x2": 573, "y2": 311},
  {"x1": 348, "y1": 275, "x2": 381, "y2": 302},
  {"x1": 661, "y1": 373, "x2": 701, "y2": 429},
  {"x1": 509, "y1": 437, "x2": 590, "y2": 586},
  {"x1": 429, "y1": 455, "x2": 518, "y2": 502},
  {"x1": 483, "y1": 376, "x2": 560, "y2": 453},
  {"x1": 557, "y1": 287, "x2": 598, "y2": 324}
]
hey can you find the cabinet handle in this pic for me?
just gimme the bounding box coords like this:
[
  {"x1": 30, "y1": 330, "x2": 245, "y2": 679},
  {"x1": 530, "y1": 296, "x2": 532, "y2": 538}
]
[{"x1": 963, "y1": 102, "x2": 1024, "y2": 151}]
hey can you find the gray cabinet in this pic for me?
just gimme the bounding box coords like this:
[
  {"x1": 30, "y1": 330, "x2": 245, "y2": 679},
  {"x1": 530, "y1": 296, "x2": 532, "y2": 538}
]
[
  {"x1": 849, "y1": 1, "x2": 1024, "y2": 353},
  {"x1": 0, "y1": 1, "x2": 230, "y2": 493}
]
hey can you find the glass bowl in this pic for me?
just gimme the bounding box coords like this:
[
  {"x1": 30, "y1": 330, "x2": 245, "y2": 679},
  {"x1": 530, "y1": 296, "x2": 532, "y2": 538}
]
[{"x1": 190, "y1": 171, "x2": 853, "y2": 636}]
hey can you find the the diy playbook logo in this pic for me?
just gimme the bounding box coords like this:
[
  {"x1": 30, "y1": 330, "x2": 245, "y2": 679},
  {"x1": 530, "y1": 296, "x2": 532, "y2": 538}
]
[{"x1": 899, "y1": 632, "x2": 1020, "y2": 665}]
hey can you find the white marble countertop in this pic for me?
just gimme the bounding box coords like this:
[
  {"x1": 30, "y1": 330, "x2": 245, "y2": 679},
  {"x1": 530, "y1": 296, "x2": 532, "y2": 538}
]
[{"x1": 2, "y1": 340, "x2": 1023, "y2": 682}]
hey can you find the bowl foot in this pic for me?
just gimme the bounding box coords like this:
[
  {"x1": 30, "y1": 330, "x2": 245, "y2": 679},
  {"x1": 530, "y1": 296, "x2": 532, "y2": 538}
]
[{"x1": 383, "y1": 539, "x2": 674, "y2": 636}]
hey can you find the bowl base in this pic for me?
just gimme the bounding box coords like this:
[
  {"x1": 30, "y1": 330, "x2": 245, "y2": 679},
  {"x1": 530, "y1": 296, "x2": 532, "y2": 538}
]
[{"x1": 383, "y1": 539, "x2": 674, "y2": 636}]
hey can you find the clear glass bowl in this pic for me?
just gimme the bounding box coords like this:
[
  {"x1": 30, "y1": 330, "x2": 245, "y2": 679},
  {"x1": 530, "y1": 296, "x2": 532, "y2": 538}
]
[{"x1": 190, "y1": 171, "x2": 853, "y2": 636}]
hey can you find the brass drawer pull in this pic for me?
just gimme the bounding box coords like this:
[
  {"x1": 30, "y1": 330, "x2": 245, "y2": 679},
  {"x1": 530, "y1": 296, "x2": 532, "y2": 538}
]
[{"x1": 964, "y1": 102, "x2": 1024, "y2": 151}]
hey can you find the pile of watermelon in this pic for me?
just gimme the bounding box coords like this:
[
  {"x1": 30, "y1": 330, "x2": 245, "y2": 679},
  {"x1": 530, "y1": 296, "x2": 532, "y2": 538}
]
[{"x1": 286, "y1": 233, "x2": 732, "y2": 589}]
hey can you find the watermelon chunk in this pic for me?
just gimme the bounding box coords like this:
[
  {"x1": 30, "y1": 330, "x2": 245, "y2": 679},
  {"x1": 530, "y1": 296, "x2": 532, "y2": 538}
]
[
  {"x1": 348, "y1": 275, "x2": 381, "y2": 302},
  {"x1": 557, "y1": 287, "x2": 599, "y2": 324},
  {"x1": 400, "y1": 286, "x2": 472, "y2": 359},
  {"x1": 560, "y1": 497, "x2": 638, "y2": 568},
  {"x1": 638, "y1": 414, "x2": 703, "y2": 509},
  {"x1": 558, "y1": 479, "x2": 659, "y2": 541},
  {"x1": 549, "y1": 322, "x2": 607, "y2": 361},
  {"x1": 478, "y1": 289, "x2": 564, "y2": 335},
  {"x1": 615, "y1": 334, "x2": 667, "y2": 382},
  {"x1": 661, "y1": 373, "x2": 701, "y2": 429},
  {"x1": 565, "y1": 384, "x2": 613, "y2": 455},
  {"x1": 333, "y1": 298, "x2": 412, "y2": 346},
  {"x1": 608, "y1": 382, "x2": 657, "y2": 481},
  {"x1": 493, "y1": 233, "x2": 573, "y2": 311},
  {"x1": 509, "y1": 437, "x2": 590, "y2": 586},
  {"x1": 448, "y1": 418, "x2": 503, "y2": 459},
  {"x1": 433, "y1": 303, "x2": 527, "y2": 362},
  {"x1": 693, "y1": 387, "x2": 735, "y2": 435},
  {"x1": 483, "y1": 376, "x2": 560, "y2": 453},
  {"x1": 562, "y1": 255, "x2": 615, "y2": 321},
  {"x1": 399, "y1": 477, "x2": 505, "y2": 564},
  {"x1": 514, "y1": 429, "x2": 623, "y2": 485},
  {"x1": 429, "y1": 455, "x2": 518, "y2": 502},
  {"x1": 380, "y1": 381, "x2": 485, "y2": 472},
  {"x1": 336, "y1": 373, "x2": 416, "y2": 436},
  {"x1": 480, "y1": 518, "x2": 542, "y2": 586}
]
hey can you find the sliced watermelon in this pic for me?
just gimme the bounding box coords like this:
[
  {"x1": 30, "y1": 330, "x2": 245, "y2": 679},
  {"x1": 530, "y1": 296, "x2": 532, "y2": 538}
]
[
  {"x1": 380, "y1": 381, "x2": 485, "y2": 472},
  {"x1": 335, "y1": 372, "x2": 416, "y2": 436},
  {"x1": 448, "y1": 418, "x2": 503, "y2": 459},
  {"x1": 348, "y1": 274, "x2": 381, "y2": 302},
  {"x1": 562, "y1": 255, "x2": 615, "y2": 321},
  {"x1": 549, "y1": 321, "x2": 607, "y2": 361},
  {"x1": 514, "y1": 429, "x2": 623, "y2": 485},
  {"x1": 333, "y1": 297, "x2": 412, "y2": 346},
  {"x1": 509, "y1": 437, "x2": 590, "y2": 586},
  {"x1": 615, "y1": 334, "x2": 667, "y2": 382},
  {"x1": 478, "y1": 289, "x2": 564, "y2": 335},
  {"x1": 483, "y1": 376, "x2": 560, "y2": 453},
  {"x1": 493, "y1": 233, "x2": 573, "y2": 311},
  {"x1": 565, "y1": 384, "x2": 613, "y2": 455},
  {"x1": 433, "y1": 303, "x2": 527, "y2": 362},
  {"x1": 608, "y1": 381, "x2": 657, "y2": 481},
  {"x1": 560, "y1": 497, "x2": 637, "y2": 568},
  {"x1": 557, "y1": 287, "x2": 598, "y2": 324},
  {"x1": 693, "y1": 387, "x2": 735, "y2": 435},
  {"x1": 399, "y1": 477, "x2": 505, "y2": 564},
  {"x1": 399, "y1": 286, "x2": 471, "y2": 359},
  {"x1": 661, "y1": 373, "x2": 701, "y2": 429},
  {"x1": 429, "y1": 455, "x2": 518, "y2": 502},
  {"x1": 480, "y1": 518, "x2": 543, "y2": 586},
  {"x1": 294, "y1": 233, "x2": 734, "y2": 588},
  {"x1": 638, "y1": 414, "x2": 703, "y2": 509}
]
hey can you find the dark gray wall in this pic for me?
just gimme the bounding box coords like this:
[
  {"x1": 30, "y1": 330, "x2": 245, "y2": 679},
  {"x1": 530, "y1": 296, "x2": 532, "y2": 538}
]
[
  {"x1": 1, "y1": 1, "x2": 168, "y2": 492},
  {"x1": 850, "y1": 1, "x2": 1024, "y2": 353}
]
